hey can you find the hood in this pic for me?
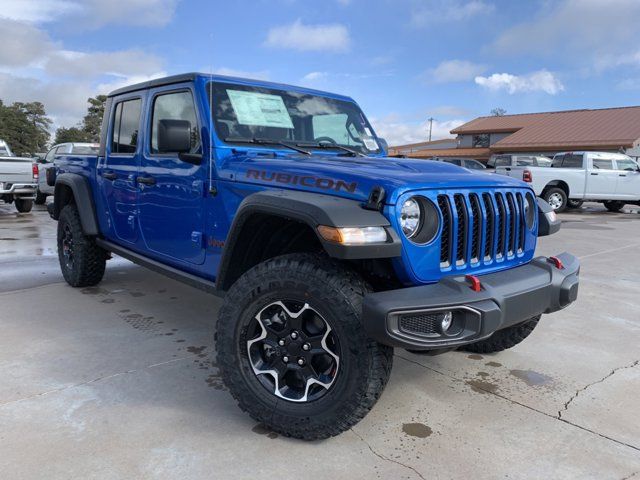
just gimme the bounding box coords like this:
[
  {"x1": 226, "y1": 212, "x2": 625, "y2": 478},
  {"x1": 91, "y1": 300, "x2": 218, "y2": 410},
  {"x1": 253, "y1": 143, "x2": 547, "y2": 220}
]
[{"x1": 223, "y1": 152, "x2": 530, "y2": 205}]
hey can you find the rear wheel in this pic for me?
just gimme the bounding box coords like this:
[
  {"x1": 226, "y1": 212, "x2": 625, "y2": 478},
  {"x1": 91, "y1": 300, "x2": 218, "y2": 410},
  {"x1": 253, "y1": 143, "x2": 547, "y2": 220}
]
[
  {"x1": 542, "y1": 188, "x2": 568, "y2": 212},
  {"x1": 603, "y1": 201, "x2": 625, "y2": 212},
  {"x1": 462, "y1": 316, "x2": 540, "y2": 354},
  {"x1": 34, "y1": 190, "x2": 47, "y2": 205},
  {"x1": 14, "y1": 198, "x2": 33, "y2": 213},
  {"x1": 216, "y1": 253, "x2": 393, "y2": 440},
  {"x1": 57, "y1": 204, "x2": 107, "y2": 287}
]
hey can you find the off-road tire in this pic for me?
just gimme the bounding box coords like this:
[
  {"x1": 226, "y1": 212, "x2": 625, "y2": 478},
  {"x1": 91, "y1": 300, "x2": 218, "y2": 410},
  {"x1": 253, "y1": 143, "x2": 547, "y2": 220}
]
[
  {"x1": 603, "y1": 201, "x2": 625, "y2": 213},
  {"x1": 216, "y1": 253, "x2": 393, "y2": 440},
  {"x1": 567, "y1": 199, "x2": 583, "y2": 209},
  {"x1": 57, "y1": 204, "x2": 107, "y2": 287},
  {"x1": 14, "y1": 198, "x2": 33, "y2": 213},
  {"x1": 461, "y1": 315, "x2": 541, "y2": 354},
  {"x1": 542, "y1": 187, "x2": 568, "y2": 212},
  {"x1": 34, "y1": 190, "x2": 47, "y2": 205}
]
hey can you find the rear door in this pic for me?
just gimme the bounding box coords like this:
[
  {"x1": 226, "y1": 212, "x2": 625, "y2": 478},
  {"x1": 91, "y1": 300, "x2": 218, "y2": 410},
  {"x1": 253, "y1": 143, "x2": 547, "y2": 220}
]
[
  {"x1": 138, "y1": 84, "x2": 206, "y2": 265},
  {"x1": 586, "y1": 155, "x2": 619, "y2": 198},
  {"x1": 98, "y1": 95, "x2": 143, "y2": 244},
  {"x1": 613, "y1": 158, "x2": 640, "y2": 199}
]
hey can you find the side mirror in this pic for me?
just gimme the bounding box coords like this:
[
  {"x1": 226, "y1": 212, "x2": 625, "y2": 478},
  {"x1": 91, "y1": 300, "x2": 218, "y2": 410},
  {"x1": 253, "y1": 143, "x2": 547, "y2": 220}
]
[{"x1": 158, "y1": 119, "x2": 192, "y2": 154}]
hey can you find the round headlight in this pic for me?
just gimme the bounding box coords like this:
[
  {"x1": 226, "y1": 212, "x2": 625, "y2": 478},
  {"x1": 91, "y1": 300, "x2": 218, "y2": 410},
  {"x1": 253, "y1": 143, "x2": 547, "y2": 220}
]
[
  {"x1": 400, "y1": 197, "x2": 421, "y2": 238},
  {"x1": 524, "y1": 193, "x2": 536, "y2": 229}
]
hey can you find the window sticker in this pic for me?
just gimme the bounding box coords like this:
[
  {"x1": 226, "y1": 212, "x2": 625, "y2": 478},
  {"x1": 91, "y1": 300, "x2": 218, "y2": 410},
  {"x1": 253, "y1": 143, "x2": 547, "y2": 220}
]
[
  {"x1": 227, "y1": 89, "x2": 294, "y2": 128},
  {"x1": 362, "y1": 137, "x2": 379, "y2": 151}
]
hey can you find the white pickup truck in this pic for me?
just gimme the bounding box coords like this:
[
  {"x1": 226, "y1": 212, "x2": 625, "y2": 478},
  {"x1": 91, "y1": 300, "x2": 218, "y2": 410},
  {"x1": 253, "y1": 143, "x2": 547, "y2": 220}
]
[
  {"x1": 496, "y1": 151, "x2": 640, "y2": 212},
  {"x1": 0, "y1": 141, "x2": 38, "y2": 213}
]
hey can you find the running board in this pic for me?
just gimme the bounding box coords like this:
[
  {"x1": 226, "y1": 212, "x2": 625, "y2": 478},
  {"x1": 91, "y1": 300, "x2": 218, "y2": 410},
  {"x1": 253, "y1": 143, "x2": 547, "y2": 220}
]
[{"x1": 95, "y1": 239, "x2": 221, "y2": 296}]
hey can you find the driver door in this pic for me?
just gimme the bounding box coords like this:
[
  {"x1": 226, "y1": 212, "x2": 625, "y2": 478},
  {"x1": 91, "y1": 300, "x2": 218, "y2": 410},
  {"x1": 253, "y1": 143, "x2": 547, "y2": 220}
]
[{"x1": 614, "y1": 158, "x2": 640, "y2": 199}]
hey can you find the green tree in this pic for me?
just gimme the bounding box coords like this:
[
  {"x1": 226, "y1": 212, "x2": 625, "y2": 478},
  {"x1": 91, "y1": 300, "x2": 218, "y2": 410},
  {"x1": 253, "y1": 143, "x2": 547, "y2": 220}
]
[
  {"x1": 0, "y1": 100, "x2": 52, "y2": 156},
  {"x1": 81, "y1": 95, "x2": 107, "y2": 142},
  {"x1": 54, "y1": 126, "x2": 91, "y2": 144},
  {"x1": 490, "y1": 107, "x2": 507, "y2": 116}
]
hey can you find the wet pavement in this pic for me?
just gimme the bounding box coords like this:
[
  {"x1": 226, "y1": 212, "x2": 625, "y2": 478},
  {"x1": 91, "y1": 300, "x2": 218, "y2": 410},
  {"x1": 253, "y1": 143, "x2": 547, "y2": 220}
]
[{"x1": 1, "y1": 202, "x2": 639, "y2": 479}]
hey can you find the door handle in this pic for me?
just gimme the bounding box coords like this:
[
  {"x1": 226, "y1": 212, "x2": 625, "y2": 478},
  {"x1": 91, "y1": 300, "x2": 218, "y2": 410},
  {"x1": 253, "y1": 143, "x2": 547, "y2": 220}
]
[
  {"x1": 137, "y1": 176, "x2": 156, "y2": 186},
  {"x1": 505, "y1": 167, "x2": 511, "y2": 171},
  {"x1": 619, "y1": 174, "x2": 627, "y2": 177},
  {"x1": 102, "y1": 171, "x2": 117, "y2": 180},
  {"x1": 590, "y1": 172, "x2": 598, "y2": 175}
]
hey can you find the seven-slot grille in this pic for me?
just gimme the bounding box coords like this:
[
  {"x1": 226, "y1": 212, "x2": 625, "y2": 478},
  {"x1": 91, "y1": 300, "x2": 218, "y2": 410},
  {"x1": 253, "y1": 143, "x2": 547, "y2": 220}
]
[{"x1": 437, "y1": 190, "x2": 528, "y2": 270}]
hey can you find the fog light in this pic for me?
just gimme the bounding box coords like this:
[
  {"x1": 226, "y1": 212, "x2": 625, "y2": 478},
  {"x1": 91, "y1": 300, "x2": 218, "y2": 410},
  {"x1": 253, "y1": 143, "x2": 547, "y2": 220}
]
[{"x1": 440, "y1": 311, "x2": 453, "y2": 332}]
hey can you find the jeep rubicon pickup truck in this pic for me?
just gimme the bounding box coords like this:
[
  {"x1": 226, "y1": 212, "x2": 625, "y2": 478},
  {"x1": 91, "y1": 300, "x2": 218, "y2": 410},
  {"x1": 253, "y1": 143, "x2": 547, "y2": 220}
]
[{"x1": 48, "y1": 73, "x2": 579, "y2": 440}]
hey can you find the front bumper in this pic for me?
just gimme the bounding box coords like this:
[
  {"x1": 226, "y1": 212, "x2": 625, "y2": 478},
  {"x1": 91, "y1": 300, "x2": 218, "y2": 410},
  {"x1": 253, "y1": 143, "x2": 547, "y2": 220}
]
[
  {"x1": 0, "y1": 182, "x2": 37, "y2": 198},
  {"x1": 363, "y1": 252, "x2": 579, "y2": 350}
]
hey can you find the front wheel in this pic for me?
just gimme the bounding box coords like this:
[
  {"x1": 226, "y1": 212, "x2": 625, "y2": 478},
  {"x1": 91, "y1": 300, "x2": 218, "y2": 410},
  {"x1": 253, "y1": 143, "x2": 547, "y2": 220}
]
[
  {"x1": 216, "y1": 253, "x2": 393, "y2": 440},
  {"x1": 542, "y1": 188, "x2": 568, "y2": 212},
  {"x1": 461, "y1": 315, "x2": 540, "y2": 354},
  {"x1": 57, "y1": 204, "x2": 107, "y2": 287},
  {"x1": 14, "y1": 198, "x2": 33, "y2": 213},
  {"x1": 603, "y1": 201, "x2": 625, "y2": 213}
]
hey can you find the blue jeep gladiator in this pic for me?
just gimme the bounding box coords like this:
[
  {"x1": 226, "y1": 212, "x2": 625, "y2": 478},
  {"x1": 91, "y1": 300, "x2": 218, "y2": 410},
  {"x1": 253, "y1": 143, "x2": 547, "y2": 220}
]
[{"x1": 48, "y1": 73, "x2": 579, "y2": 440}]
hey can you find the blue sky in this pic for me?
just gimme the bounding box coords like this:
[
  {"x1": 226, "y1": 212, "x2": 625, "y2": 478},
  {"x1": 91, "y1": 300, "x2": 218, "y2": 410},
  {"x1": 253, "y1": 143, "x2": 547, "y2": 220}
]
[{"x1": 1, "y1": 0, "x2": 639, "y2": 145}]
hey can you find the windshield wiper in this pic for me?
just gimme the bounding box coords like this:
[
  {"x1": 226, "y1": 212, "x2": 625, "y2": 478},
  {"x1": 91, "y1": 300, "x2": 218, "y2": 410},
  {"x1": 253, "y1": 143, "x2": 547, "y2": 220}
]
[
  {"x1": 224, "y1": 137, "x2": 311, "y2": 155},
  {"x1": 296, "y1": 141, "x2": 365, "y2": 157}
]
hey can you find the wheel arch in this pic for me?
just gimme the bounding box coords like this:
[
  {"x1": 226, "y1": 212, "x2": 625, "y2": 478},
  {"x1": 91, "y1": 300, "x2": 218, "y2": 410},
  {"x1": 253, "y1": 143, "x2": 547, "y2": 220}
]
[
  {"x1": 52, "y1": 173, "x2": 99, "y2": 236},
  {"x1": 543, "y1": 180, "x2": 570, "y2": 197},
  {"x1": 216, "y1": 190, "x2": 401, "y2": 292}
]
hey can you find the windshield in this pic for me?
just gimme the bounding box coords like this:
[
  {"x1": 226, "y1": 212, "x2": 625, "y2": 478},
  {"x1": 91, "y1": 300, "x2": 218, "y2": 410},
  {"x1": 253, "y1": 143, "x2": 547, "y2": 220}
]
[{"x1": 208, "y1": 82, "x2": 381, "y2": 155}]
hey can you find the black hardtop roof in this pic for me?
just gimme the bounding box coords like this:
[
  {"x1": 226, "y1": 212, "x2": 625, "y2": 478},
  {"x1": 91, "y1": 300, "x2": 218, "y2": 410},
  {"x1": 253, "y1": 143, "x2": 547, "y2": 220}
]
[{"x1": 107, "y1": 72, "x2": 354, "y2": 102}]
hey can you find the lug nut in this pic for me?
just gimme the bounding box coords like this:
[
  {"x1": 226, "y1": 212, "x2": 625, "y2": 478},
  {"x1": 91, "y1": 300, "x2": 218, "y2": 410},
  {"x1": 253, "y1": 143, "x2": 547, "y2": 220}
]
[
  {"x1": 297, "y1": 358, "x2": 305, "y2": 366},
  {"x1": 302, "y1": 343, "x2": 311, "y2": 351},
  {"x1": 278, "y1": 339, "x2": 285, "y2": 346},
  {"x1": 290, "y1": 331, "x2": 299, "y2": 340},
  {"x1": 283, "y1": 356, "x2": 289, "y2": 363}
]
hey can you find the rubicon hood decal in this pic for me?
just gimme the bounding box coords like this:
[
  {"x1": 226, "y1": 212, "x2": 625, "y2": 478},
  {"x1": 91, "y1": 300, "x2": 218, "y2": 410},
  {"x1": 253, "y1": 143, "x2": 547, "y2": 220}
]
[{"x1": 246, "y1": 169, "x2": 357, "y2": 194}]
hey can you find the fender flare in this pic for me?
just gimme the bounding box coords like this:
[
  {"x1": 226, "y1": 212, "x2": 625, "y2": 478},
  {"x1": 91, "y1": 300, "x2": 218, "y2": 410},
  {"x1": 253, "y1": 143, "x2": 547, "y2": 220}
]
[
  {"x1": 216, "y1": 189, "x2": 401, "y2": 291},
  {"x1": 52, "y1": 173, "x2": 100, "y2": 236}
]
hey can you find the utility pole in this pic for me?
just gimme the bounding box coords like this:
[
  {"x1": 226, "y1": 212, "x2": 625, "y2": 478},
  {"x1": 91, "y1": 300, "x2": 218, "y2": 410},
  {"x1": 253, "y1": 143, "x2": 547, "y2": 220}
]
[{"x1": 427, "y1": 117, "x2": 434, "y2": 142}]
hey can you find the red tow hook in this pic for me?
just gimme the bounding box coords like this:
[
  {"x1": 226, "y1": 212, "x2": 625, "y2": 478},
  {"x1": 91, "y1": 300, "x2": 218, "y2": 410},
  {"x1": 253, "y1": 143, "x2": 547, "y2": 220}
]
[
  {"x1": 548, "y1": 256, "x2": 564, "y2": 269},
  {"x1": 465, "y1": 274, "x2": 482, "y2": 292}
]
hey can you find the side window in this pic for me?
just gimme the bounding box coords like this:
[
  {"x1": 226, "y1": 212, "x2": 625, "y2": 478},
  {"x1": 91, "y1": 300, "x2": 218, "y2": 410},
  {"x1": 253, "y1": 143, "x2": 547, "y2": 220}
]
[
  {"x1": 592, "y1": 158, "x2": 614, "y2": 170},
  {"x1": 615, "y1": 159, "x2": 638, "y2": 171},
  {"x1": 45, "y1": 147, "x2": 57, "y2": 162},
  {"x1": 151, "y1": 91, "x2": 200, "y2": 154},
  {"x1": 552, "y1": 155, "x2": 564, "y2": 167},
  {"x1": 466, "y1": 160, "x2": 484, "y2": 170},
  {"x1": 515, "y1": 156, "x2": 535, "y2": 166},
  {"x1": 562, "y1": 154, "x2": 584, "y2": 168},
  {"x1": 494, "y1": 156, "x2": 511, "y2": 167},
  {"x1": 111, "y1": 99, "x2": 142, "y2": 154}
]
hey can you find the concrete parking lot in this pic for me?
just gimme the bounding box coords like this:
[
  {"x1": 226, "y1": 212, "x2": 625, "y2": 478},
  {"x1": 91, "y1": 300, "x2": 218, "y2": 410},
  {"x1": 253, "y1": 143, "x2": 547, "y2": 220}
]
[{"x1": 1, "y1": 202, "x2": 639, "y2": 480}]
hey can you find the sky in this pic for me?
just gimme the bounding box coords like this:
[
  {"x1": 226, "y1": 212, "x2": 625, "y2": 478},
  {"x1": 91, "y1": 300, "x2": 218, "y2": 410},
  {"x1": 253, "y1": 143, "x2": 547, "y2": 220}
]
[{"x1": 1, "y1": 0, "x2": 639, "y2": 146}]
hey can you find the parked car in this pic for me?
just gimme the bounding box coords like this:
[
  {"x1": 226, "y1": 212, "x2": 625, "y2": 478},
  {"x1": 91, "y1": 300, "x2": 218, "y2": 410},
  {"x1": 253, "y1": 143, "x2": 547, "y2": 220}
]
[
  {"x1": 0, "y1": 142, "x2": 38, "y2": 213},
  {"x1": 35, "y1": 143, "x2": 99, "y2": 204},
  {"x1": 495, "y1": 151, "x2": 640, "y2": 212},
  {"x1": 487, "y1": 154, "x2": 552, "y2": 170},
  {"x1": 47, "y1": 73, "x2": 578, "y2": 440},
  {"x1": 430, "y1": 157, "x2": 486, "y2": 170}
]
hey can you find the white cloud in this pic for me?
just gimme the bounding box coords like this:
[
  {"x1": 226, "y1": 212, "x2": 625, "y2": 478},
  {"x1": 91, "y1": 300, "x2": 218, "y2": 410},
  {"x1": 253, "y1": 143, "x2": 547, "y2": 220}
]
[
  {"x1": 492, "y1": 0, "x2": 640, "y2": 70},
  {"x1": 0, "y1": 0, "x2": 178, "y2": 28},
  {"x1": 265, "y1": 19, "x2": 351, "y2": 52},
  {"x1": 427, "y1": 60, "x2": 486, "y2": 83},
  {"x1": 46, "y1": 49, "x2": 164, "y2": 78},
  {"x1": 0, "y1": 18, "x2": 56, "y2": 67},
  {"x1": 370, "y1": 114, "x2": 465, "y2": 146},
  {"x1": 475, "y1": 70, "x2": 564, "y2": 95},
  {"x1": 211, "y1": 67, "x2": 270, "y2": 81},
  {"x1": 411, "y1": 0, "x2": 493, "y2": 27},
  {"x1": 0, "y1": 0, "x2": 80, "y2": 23},
  {"x1": 302, "y1": 71, "x2": 328, "y2": 82}
]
